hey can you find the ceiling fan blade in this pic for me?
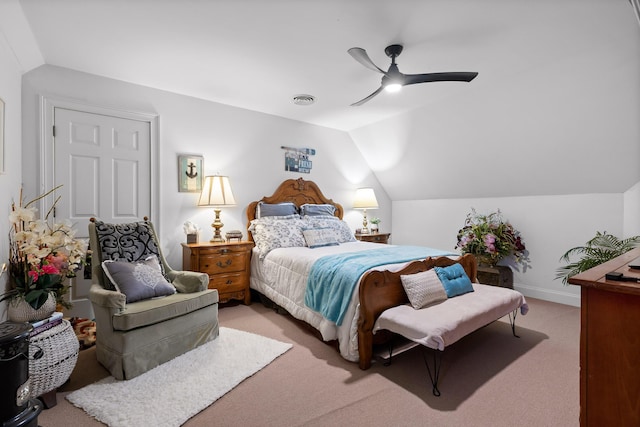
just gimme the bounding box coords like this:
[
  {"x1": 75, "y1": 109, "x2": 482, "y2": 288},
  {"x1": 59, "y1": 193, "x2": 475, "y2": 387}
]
[
  {"x1": 350, "y1": 86, "x2": 384, "y2": 106},
  {"x1": 348, "y1": 47, "x2": 386, "y2": 74},
  {"x1": 404, "y1": 72, "x2": 478, "y2": 86}
]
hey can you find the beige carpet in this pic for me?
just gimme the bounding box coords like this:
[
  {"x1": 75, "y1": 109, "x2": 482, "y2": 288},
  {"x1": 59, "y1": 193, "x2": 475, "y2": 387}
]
[{"x1": 40, "y1": 297, "x2": 579, "y2": 427}]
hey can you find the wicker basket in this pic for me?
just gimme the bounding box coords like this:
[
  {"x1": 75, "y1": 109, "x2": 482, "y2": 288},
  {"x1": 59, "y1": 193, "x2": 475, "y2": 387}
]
[
  {"x1": 8, "y1": 293, "x2": 56, "y2": 322},
  {"x1": 28, "y1": 319, "x2": 79, "y2": 398}
]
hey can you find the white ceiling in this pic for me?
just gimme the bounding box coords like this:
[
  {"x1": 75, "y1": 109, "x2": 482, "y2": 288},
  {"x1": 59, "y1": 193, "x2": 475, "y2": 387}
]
[
  {"x1": 17, "y1": 0, "x2": 618, "y2": 132},
  {"x1": 11, "y1": 0, "x2": 640, "y2": 200}
]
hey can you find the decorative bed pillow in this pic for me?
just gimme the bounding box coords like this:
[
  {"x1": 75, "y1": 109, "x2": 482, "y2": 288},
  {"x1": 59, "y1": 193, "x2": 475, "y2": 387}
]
[
  {"x1": 249, "y1": 218, "x2": 306, "y2": 259},
  {"x1": 101, "y1": 255, "x2": 176, "y2": 303},
  {"x1": 93, "y1": 219, "x2": 165, "y2": 289},
  {"x1": 434, "y1": 264, "x2": 474, "y2": 298},
  {"x1": 400, "y1": 269, "x2": 448, "y2": 309},
  {"x1": 300, "y1": 203, "x2": 336, "y2": 217},
  {"x1": 302, "y1": 227, "x2": 339, "y2": 248},
  {"x1": 256, "y1": 202, "x2": 299, "y2": 218},
  {"x1": 302, "y1": 216, "x2": 356, "y2": 243}
]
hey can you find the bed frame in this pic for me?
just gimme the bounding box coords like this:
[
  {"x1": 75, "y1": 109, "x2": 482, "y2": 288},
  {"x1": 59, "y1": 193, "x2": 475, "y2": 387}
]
[{"x1": 246, "y1": 178, "x2": 477, "y2": 370}]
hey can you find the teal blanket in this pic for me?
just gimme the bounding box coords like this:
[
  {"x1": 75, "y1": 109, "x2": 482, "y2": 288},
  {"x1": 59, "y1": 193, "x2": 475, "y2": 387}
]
[{"x1": 304, "y1": 246, "x2": 455, "y2": 325}]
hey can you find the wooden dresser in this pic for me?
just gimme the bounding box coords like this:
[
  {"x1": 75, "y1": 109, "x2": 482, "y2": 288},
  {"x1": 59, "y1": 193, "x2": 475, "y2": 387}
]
[
  {"x1": 568, "y1": 247, "x2": 640, "y2": 427},
  {"x1": 182, "y1": 241, "x2": 253, "y2": 305}
]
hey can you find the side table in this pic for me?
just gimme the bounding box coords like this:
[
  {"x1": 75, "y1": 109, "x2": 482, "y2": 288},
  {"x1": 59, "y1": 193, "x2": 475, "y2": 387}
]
[
  {"x1": 29, "y1": 319, "x2": 79, "y2": 408},
  {"x1": 355, "y1": 232, "x2": 391, "y2": 244},
  {"x1": 182, "y1": 241, "x2": 254, "y2": 304},
  {"x1": 477, "y1": 265, "x2": 514, "y2": 289}
]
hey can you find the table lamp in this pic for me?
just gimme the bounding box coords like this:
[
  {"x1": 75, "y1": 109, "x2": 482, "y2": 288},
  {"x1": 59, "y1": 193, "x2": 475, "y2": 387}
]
[
  {"x1": 198, "y1": 175, "x2": 236, "y2": 242},
  {"x1": 353, "y1": 188, "x2": 378, "y2": 234}
]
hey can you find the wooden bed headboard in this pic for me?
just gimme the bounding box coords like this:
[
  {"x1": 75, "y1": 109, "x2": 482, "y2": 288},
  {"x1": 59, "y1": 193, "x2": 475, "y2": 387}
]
[{"x1": 246, "y1": 178, "x2": 344, "y2": 240}]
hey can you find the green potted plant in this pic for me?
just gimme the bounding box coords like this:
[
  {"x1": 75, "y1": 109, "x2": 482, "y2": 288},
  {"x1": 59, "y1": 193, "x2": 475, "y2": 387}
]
[
  {"x1": 0, "y1": 186, "x2": 86, "y2": 321},
  {"x1": 455, "y1": 208, "x2": 528, "y2": 269},
  {"x1": 370, "y1": 217, "x2": 381, "y2": 233},
  {"x1": 556, "y1": 231, "x2": 640, "y2": 284}
]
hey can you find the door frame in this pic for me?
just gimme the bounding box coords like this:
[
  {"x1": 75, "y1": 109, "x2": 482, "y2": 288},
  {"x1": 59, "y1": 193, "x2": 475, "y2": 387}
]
[{"x1": 38, "y1": 95, "x2": 161, "y2": 226}]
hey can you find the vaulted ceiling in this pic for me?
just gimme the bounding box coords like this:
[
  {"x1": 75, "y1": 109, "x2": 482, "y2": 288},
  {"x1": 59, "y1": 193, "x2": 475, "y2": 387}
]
[{"x1": 12, "y1": 0, "x2": 640, "y2": 199}]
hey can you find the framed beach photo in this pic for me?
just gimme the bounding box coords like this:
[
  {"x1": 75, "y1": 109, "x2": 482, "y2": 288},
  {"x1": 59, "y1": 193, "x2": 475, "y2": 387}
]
[{"x1": 178, "y1": 154, "x2": 204, "y2": 193}]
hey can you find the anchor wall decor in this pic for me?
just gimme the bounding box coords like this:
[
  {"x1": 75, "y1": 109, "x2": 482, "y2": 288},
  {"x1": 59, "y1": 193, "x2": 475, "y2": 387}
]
[{"x1": 178, "y1": 154, "x2": 204, "y2": 193}]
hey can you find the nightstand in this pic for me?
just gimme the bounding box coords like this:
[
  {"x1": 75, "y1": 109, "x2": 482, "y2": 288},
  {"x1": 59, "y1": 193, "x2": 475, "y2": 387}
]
[
  {"x1": 355, "y1": 232, "x2": 391, "y2": 244},
  {"x1": 182, "y1": 241, "x2": 253, "y2": 304}
]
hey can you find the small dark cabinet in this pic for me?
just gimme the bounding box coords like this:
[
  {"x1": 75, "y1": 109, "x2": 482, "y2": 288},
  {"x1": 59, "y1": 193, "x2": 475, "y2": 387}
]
[{"x1": 477, "y1": 265, "x2": 514, "y2": 289}]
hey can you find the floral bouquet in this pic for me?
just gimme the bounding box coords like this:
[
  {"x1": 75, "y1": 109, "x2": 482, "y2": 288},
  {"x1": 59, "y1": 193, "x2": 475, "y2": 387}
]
[
  {"x1": 456, "y1": 208, "x2": 527, "y2": 268},
  {"x1": 1, "y1": 186, "x2": 86, "y2": 310}
]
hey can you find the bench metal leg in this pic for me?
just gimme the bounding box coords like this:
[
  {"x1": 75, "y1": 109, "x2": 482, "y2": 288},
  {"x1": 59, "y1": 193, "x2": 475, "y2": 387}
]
[
  {"x1": 508, "y1": 309, "x2": 520, "y2": 338},
  {"x1": 422, "y1": 348, "x2": 443, "y2": 397}
]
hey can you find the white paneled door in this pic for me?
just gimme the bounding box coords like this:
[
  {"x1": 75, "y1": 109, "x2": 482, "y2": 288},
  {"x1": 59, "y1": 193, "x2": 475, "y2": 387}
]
[{"x1": 52, "y1": 107, "x2": 152, "y2": 318}]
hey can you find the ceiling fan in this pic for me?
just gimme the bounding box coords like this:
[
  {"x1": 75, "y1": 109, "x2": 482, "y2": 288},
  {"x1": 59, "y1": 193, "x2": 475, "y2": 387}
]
[{"x1": 347, "y1": 44, "x2": 478, "y2": 106}]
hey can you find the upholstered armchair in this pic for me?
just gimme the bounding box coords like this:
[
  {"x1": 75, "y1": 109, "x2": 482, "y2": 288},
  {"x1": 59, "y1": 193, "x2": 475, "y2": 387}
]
[{"x1": 88, "y1": 218, "x2": 219, "y2": 380}]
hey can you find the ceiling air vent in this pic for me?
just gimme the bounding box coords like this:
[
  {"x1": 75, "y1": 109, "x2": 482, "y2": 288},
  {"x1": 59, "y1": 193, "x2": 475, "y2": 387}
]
[{"x1": 292, "y1": 94, "x2": 316, "y2": 106}]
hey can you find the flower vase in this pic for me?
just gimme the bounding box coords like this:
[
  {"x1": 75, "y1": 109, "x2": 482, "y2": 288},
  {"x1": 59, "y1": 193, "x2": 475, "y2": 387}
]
[
  {"x1": 476, "y1": 255, "x2": 496, "y2": 268},
  {"x1": 8, "y1": 293, "x2": 57, "y2": 322}
]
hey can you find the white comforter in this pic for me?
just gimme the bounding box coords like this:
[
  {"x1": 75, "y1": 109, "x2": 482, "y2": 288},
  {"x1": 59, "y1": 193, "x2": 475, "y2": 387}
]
[{"x1": 250, "y1": 241, "x2": 413, "y2": 361}]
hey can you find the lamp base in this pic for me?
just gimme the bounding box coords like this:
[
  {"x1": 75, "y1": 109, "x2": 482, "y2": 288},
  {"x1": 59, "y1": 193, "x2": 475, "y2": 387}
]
[
  {"x1": 210, "y1": 209, "x2": 225, "y2": 242},
  {"x1": 361, "y1": 209, "x2": 370, "y2": 234}
]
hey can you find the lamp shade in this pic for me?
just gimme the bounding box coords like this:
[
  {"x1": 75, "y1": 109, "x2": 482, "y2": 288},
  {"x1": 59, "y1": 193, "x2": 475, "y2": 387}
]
[
  {"x1": 198, "y1": 175, "x2": 236, "y2": 207},
  {"x1": 353, "y1": 188, "x2": 379, "y2": 209}
]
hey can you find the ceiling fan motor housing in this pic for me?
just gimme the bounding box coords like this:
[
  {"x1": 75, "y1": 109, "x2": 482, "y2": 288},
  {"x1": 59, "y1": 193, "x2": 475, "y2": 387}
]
[{"x1": 384, "y1": 44, "x2": 403, "y2": 58}]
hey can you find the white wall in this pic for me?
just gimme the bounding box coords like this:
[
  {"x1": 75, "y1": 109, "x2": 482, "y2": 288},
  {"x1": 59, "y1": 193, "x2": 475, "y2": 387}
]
[
  {"x1": 392, "y1": 193, "x2": 623, "y2": 306},
  {"x1": 21, "y1": 65, "x2": 390, "y2": 269},
  {"x1": 0, "y1": 22, "x2": 26, "y2": 321},
  {"x1": 623, "y1": 181, "x2": 640, "y2": 238}
]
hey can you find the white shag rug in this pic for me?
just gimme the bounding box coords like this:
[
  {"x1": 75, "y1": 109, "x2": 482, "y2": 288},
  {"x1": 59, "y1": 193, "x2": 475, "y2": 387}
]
[{"x1": 66, "y1": 327, "x2": 292, "y2": 427}]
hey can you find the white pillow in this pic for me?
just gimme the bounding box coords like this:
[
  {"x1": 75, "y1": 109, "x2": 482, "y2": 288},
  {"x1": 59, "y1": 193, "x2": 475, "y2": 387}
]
[{"x1": 400, "y1": 269, "x2": 447, "y2": 309}]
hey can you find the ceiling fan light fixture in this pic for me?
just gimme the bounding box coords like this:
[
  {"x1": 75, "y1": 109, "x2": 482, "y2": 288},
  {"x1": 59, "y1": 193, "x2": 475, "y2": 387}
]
[{"x1": 384, "y1": 83, "x2": 402, "y2": 93}]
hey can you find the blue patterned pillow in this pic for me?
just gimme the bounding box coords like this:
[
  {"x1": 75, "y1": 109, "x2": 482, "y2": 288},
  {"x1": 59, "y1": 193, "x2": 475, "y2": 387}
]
[
  {"x1": 302, "y1": 217, "x2": 356, "y2": 243},
  {"x1": 434, "y1": 264, "x2": 474, "y2": 298},
  {"x1": 249, "y1": 218, "x2": 306, "y2": 259},
  {"x1": 302, "y1": 227, "x2": 339, "y2": 248}
]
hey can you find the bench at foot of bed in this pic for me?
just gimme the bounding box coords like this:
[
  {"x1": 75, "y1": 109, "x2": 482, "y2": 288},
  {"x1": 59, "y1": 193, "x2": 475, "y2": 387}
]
[{"x1": 372, "y1": 283, "x2": 528, "y2": 396}]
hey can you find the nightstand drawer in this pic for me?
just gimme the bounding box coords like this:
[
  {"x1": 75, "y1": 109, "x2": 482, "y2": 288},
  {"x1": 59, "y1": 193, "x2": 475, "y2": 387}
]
[
  {"x1": 208, "y1": 273, "x2": 248, "y2": 293},
  {"x1": 199, "y1": 252, "x2": 248, "y2": 275},
  {"x1": 355, "y1": 233, "x2": 391, "y2": 244},
  {"x1": 192, "y1": 244, "x2": 249, "y2": 256}
]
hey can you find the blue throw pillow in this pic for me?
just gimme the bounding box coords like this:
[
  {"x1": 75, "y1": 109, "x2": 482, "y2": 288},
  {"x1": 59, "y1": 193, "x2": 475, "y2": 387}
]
[
  {"x1": 434, "y1": 263, "x2": 474, "y2": 298},
  {"x1": 257, "y1": 202, "x2": 298, "y2": 218},
  {"x1": 300, "y1": 203, "x2": 336, "y2": 217}
]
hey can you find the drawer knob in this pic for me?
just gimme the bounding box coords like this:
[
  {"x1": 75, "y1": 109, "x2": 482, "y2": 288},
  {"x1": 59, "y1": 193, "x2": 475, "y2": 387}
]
[
  {"x1": 220, "y1": 248, "x2": 229, "y2": 254},
  {"x1": 216, "y1": 259, "x2": 232, "y2": 268}
]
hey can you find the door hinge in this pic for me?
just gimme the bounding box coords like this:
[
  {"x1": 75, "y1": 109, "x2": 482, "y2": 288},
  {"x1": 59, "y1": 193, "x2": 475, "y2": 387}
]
[{"x1": 52, "y1": 126, "x2": 56, "y2": 137}]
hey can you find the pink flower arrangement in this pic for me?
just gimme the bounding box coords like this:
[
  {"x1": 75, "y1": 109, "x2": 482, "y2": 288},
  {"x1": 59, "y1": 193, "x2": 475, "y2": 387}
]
[
  {"x1": 456, "y1": 209, "x2": 527, "y2": 267},
  {"x1": 1, "y1": 186, "x2": 86, "y2": 309}
]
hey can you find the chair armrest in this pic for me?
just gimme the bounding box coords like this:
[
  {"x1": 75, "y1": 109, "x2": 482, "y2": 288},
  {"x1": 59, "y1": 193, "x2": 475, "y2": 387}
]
[
  {"x1": 89, "y1": 284, "x2": 126, "y2": 310},
  {"x1": 168, "y1": 270, "x2": 209, "y2": 293}
]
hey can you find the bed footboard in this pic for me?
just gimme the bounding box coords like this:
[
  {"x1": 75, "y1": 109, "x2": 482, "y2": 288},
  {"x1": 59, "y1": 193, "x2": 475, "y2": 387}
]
[{"x1": 356, "y1": 254, "x2": 477, "y2": 369}]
